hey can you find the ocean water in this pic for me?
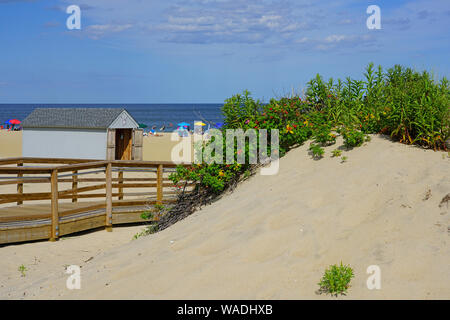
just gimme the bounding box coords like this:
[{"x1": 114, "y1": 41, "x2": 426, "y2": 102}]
[{"x1": 0, "y1": 104, "x2": 224, "y2": 131}]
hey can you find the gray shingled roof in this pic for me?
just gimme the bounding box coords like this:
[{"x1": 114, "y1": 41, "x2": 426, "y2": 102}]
[{"x1": 22, "y1": 108, "x2": 129, "y2": 129}]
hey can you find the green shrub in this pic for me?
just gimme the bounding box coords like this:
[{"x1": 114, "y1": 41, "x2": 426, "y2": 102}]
[
  {"x1": 331, "y1": 149, "x2": 342, "y2": 157},
  {"x1": 318, "y1": 262, "x2": 354, "y2": 296},
  {"x1": 341, "y1": 128, "x2": 366, "y2": 148},
  {"x1": 307, "y1": 63, "x2": 449, "y2": 150},
  {"x1": 309, "y1": 143, "x2": 325, "y2": 159},
  {"x1": 313, "y1": 124, "x2": 337, "y2": 146}
]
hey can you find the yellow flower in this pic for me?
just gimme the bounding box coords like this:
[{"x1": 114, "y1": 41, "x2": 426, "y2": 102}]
[
  {"x1": 218, "y1": 170, "x2": 224, "y2": 177},
  {"x1": 285, "y1": 124, "x2": 294, "y2": 134}
]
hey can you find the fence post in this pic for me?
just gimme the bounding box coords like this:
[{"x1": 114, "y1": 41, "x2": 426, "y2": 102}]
[
  {"x1": 118, "y1": 170, "x2": 123, "y2": 200},
  {"x1": 72, "y1": 170, "x2": 78, "y2": 203},
  {"x1": 50, "y1": 169, "x2": 59, "y2": 241},
  {"x1": 17, "y1": 161, "x2": 23, "y2": 205},
  {"x1": 105, "y1": 162, "x2": 113, "y2": 232},
  {"x1": 157, "y1": 164, "x2": 163, "y2": 204}
]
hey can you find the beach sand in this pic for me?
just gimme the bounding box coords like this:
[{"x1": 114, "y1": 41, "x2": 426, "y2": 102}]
[
  {"x1": 0, "y1": 131, "x2": 22, "y2": 158},
  {"x1": 142, "y1": 132, "x2": 195, "y2": 162},
  {"x1": 0, "y1": 135, "x2": 449, "y2": 299}
]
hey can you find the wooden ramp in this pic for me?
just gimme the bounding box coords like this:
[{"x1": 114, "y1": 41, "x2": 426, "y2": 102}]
[
  {"x1": 0, "y1": 158, "x2": 193, "y2": 245},
  {"x1": 0, "y1": 199, "x2": 165, "y2": 244}
]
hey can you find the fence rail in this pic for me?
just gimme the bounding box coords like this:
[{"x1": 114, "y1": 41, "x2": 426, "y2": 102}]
[{"x1": 0, "y1": 157, "x2": 192, "y2": 244}]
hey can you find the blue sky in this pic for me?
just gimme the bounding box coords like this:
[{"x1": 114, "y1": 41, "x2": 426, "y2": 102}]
[{"x1": 0, "y1": 0, "x2": 449, "y2": 103}]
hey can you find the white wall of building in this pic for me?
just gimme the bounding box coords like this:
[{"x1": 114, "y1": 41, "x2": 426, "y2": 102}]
[{"x1": 23, "y1": 128, "x2": 107, "y2": 159}]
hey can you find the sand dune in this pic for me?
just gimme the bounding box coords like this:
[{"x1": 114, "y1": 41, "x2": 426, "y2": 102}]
[{"x1": 0, "y1": 135, "x2": 449, "y2": 299}]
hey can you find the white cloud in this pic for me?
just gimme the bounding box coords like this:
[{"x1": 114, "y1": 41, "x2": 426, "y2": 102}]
[
  {"x1": 57, "y1": 0, "x2": 448, "y2": 54},
  {"x1": 84, "y1": 24, "x2": 133, "y2": 39},
  {"x1": 324, "y1": 34, "x2": 347, "y2": 43}
]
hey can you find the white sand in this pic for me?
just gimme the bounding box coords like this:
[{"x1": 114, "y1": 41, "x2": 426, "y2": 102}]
[{"x1": 0, "y1": 135, "x2": 449, "y2": 299}]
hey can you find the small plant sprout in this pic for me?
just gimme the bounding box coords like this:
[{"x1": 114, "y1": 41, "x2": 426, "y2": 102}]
[
  {"x1": 134, "y1": 202, "x2": 170, "y2": 240},
  {"x1": 132, "y1": 230, "x2": 146, "y2": 240},
  {"x1": 331, "y1": 149, "x2": 342, "y2": 157},
  {"x1": 341, "y1": 156, "x2": 348, "y2": 163},
  {"x1": 318, "y1": 262, "x2": 354, "y2": 296},
  {"x1": 140, "y1": 211, "x2": 153, "y2": 220},
  {"x1": 309, "y1": 143, "x2": 325, "y2": 159},
  {"x1": 18, "y1": 264, "x2": 27, "y2": 277},
  {"x1": 154, "y1": 203, "x2": 165, "y2": 211}
]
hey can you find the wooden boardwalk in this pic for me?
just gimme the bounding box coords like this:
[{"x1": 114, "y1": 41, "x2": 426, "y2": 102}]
[
  {"x1": 0, "y1": 158, "x2": 193, "y2": 245},
  {"x1": 0, "y1": 200, "x2": 155, "y2": 244}
]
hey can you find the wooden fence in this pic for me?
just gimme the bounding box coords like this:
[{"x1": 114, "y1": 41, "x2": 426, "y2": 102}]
[{"x1": 0, "y1": 157, "x2": 193, "y2": 244}]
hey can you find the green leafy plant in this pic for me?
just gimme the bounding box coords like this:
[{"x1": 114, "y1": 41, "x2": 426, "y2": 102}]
[
  {"x1": 313, "y1": 124, "x2": 337, "y2": 146},
  {"x1": 309, "y1": 143, "x2": 325, "y2": 159},
  {"x1": 331, "y1": 149, "x2": 342, "y2": 157},
  {"x1": 318, "y1": 262, "x2": 354, "y2": 296},
  {"x1": 132, "y1": 231, "x2": 145, "y2": 240},
  {"x1": 341, "y1": 156, "x2": 348, "y2": 163},
  {"x1": 134, "y1": 203, "x2": 171, "y2": 240},
  {"x1": 18, "y1": 264, "x2": 27, "y2": 277},
  {"x1": 133, "y1": 224, "x2": 159, "y2": 240},
  {"x1": 141, "y1": 210, "x2": 153, "y2": 220},
  {"x1": 342, "y1": 128, "x2": 366, "y2": 148}
]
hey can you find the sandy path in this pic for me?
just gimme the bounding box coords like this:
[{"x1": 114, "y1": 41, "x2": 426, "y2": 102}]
[
  {"x1": 0, "y1": 224, "x2": 146, "y2": 299},
  {"x1": 0, "y1": 135, "x2": 449, "y2": 299}
]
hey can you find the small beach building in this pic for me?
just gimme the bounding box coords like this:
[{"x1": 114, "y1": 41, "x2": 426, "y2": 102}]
[{"x1": 22, "y1": 108, "x2": 143, "y2": 160}]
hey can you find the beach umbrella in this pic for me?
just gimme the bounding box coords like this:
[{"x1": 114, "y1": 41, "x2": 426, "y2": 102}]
[
  {"x1": 194, "y1": 121, "x2": 206, "y2": 126},
  {"x1": 177, "y1": 122, "x2": 190, "y2": 127},
  {"x1": 138, "y1": 123, "x2": 148, "y2": 128},
  {"x1": 214, "y1": 122, "x2": 224, "y2": 129},
  {"x1": 8, "y1": 119, "x2": 21, "y2": 125}
]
